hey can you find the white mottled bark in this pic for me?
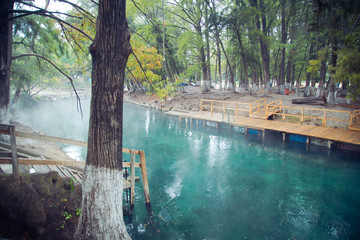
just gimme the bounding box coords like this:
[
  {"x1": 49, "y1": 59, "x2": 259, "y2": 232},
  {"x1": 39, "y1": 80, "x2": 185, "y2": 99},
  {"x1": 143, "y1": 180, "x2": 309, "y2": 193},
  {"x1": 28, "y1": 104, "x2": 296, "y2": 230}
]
[{"x1": 74, "y1": 165, "x2": 131, "y2": 240}]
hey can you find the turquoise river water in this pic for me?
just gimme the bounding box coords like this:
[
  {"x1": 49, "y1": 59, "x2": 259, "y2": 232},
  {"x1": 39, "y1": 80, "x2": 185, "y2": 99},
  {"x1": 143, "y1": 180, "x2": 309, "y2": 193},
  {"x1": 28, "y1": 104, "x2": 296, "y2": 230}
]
[{"x1": 16, "y1": 98, "x2": 360, "y2": 240}]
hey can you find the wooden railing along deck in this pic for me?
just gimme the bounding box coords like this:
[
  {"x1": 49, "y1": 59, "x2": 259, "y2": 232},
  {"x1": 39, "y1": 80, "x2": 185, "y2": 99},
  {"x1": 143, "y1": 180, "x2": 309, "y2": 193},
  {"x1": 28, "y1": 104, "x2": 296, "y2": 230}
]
[
  {"x1": 349, "y1": 109, "x2": 360, "y2": 131},
  {"x1": 200, "y1": 99, "x2": 251, "y2": 122},
  {"x1": 0, "y1": 124, "x2": 150, "y2": 211},
  {"x1": 266, "y1": 103, "x2": 352, "y2": 128},
  {"x1": 200, "y1": 99, "x2": 359, "y2": 130},
  {"x1": 249, "y1": 98, "x2": 266, "y2": 117}
]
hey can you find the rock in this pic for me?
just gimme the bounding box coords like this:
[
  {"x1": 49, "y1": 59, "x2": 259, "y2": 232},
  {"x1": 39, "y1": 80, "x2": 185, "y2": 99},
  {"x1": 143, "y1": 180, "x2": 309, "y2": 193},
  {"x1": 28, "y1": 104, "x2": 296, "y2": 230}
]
[{"x1": 0, "y1": 172, "x2": 82, "y2": 240}]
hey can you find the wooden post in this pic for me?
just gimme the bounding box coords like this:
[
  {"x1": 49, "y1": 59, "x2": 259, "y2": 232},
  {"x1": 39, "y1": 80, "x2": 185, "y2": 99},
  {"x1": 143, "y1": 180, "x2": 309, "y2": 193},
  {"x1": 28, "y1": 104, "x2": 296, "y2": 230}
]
[
  {"x1": 200, "y1": 100, "x2": 203, "y2": 112},
  {"x1": 139, "y1": 151, "x2": 151, "y2": 205},
  {"x1": 249, "y1": 103, "x2": 252, "y2": 117},
  {"x1": 328, "y1": 140, "x2": 332, "y2": 149},
  {"x1": 235, "y1": 104, "x2": 238, "y2": 122},
  {"x1": 301, "y1": 109, "x2": 304, "y2": 123},
  {"x1": 282, "y1": 107, "x2": 285, "y2": 121},
  {"x1": 262, "y1": 129, "x2": 265, "y2": 143},
  {"x1": 223, "y1": 102, "x2": 225, "y2": 116},
  {"x1": 265, "y1": 105, "x2": 268, "y2": 119},
  {"x1": 306, "y1": 137, "x2": 310, "y2": 151},
  {"x1": 323, "y1": 110, "x2": 327, "y2": 127},
  {"x1": 9, "y1": 126, "x2": 19, "y2": 180},
  {"x1": 130, "y1": 150, "x2": 136, "y2": 212},
  {"x1": 349, "y1": 112, "x2": 353, "y2": 128},
  {"x1": 211, "y1": 101, "x2": 213, "y2": 115}
]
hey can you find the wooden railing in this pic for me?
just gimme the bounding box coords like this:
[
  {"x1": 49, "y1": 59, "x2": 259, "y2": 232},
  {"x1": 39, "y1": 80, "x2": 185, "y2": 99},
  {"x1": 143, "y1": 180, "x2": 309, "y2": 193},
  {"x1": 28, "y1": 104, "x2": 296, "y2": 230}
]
[
  {"x1": 249, "y1": 98, "x2": 266, "y2": 117},
  {"x1": 200, "y1": 99, "x2": 250, "y2": 122},
  {"x1": 267, "y1": 105, "x2": 352, "y2": 127},
  {"x1": 199, "y1": 99, "x2": 359, "y2": 130},
  {"x1": 0, "y1": 124, "x2": 150, "y2": 208},
  {"x1": 349, "y1": 109, "x2": 360, "y2": 130},
  {"x1": 265, "y1": 99, "x2": 282, "y2": 119}
]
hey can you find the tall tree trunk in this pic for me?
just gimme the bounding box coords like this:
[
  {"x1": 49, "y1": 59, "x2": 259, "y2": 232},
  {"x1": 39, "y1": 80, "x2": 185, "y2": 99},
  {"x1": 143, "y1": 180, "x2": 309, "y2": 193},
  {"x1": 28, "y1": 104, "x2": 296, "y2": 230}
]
[
  {"x1": 279, "y1": 0, "x2": 287, "y2": 94},
  {"x1": 315, "y1": 58, "x2": 327, "y2": 97},
  {"x1": 217, "y1": 35, "x2": 235, "y2": 92},
  {"x1": 286, "y1": 23, "x2": 295, "y2": 90},
  {"x1": 0, "y1": 0, "x2": 14, "y2": 123},
  {"x1": 233, "y1": 24, "x2": 249, "y2": 93},
  {"x1": 252, "y1": 0, "x2": 270, "y2": 96},
  {"x1": 304, "y1": 43, "x2": 314, "y2": 96},
  {"x1": 210, "y1": 0, "x2": 222, "y2": 90},
  {"x1": 74, "y1": 0, "x2": 132, "y2": 239},
  {"x1": 327, "y1": 39, "x2": 338, "y2": 106},
  {"x1": 205, "y1": 3, "x2": 211, "y2": 88}
]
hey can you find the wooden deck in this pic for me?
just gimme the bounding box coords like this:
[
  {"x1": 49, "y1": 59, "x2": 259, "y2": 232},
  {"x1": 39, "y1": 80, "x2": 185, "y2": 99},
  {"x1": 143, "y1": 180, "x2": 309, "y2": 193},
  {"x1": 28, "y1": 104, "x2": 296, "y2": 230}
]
[{"x1": 166, "y1": 110, "x2": 360, "y2": 146}]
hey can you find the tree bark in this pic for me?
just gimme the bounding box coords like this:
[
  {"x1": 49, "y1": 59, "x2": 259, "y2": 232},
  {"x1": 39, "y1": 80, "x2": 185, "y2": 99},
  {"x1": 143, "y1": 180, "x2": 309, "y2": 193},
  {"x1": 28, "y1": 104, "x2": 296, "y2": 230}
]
[
  {"x1": 0, "y1": 0, "x2": 14, "y2": 123},
  {"x1": 233, "y1": 24, "x2": 249, "y2": 93},
  {"x1": 304, "y1": 43, "x2": 314, "y2": 96},
  {"x1": 327, "y1": 39, "x2": 338, "y2": 106},
  {"x1": 205, "y1": 2, "x2": 211, "y2": 88},
  {"x1": 211, "y1": 0, "x2": 222, "y2": 90},
  {"x1": 279, "y1": 0, "x2": 287, "y2": 94},
  {"x1": 251, "y1": 0, "x2": 270, "y2": 96},
  {"x1": 74, "y1": 0, "x2": 132, "y2": 239}
]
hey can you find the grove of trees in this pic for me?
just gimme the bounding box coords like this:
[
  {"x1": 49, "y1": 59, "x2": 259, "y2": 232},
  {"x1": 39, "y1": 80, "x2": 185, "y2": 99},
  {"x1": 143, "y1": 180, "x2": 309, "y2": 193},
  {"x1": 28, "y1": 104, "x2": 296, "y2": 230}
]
[
  {"x1": 0, "y1": 0, "x2": 359, "y2": 238},
  {"x1": 1, "y1": 0, "x2": 360, "y2": 121}
]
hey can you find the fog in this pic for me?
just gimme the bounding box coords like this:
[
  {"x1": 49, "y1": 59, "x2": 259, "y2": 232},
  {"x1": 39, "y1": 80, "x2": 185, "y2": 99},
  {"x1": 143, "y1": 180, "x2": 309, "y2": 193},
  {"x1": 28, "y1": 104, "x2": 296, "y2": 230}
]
[{"x1": 14, "y1": 95, "x2": 91, "y2": 160}]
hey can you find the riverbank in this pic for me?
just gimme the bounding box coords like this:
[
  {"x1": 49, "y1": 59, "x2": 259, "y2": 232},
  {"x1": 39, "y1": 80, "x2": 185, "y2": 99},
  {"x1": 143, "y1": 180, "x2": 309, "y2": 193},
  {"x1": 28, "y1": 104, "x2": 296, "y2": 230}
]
[{"x1": 124, "y1": 85, "x2": 359, "y2": 129}]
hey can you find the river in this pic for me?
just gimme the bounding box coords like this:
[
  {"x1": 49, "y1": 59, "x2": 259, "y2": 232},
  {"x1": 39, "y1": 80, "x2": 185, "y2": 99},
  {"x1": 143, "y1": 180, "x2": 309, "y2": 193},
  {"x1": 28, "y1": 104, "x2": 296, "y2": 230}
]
[{"x1": 15, "y1": 97, "x2": 360, "y2": 239}]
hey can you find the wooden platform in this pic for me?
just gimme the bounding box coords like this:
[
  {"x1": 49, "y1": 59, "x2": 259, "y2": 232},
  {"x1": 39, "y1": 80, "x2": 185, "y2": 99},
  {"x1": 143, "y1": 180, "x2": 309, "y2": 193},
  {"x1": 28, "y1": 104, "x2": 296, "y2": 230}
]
[{"x1": 167, "y1": 110, "x2": 360, "y2": 146}]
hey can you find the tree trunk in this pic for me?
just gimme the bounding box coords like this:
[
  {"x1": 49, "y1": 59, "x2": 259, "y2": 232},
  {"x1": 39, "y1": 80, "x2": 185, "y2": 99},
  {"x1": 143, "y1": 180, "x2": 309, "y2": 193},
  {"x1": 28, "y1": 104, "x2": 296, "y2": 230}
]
[
  {"x1": 304, "y1": 43, "x2": 314, "y2": 96},
  {"x1": 252, "y1": 0, "x2": 270, "y2": 96},
  {"x1": 327, "y1": 39, "x2": 338, "y2": 106},
  {"x1": 279, "y1": 0, "x2": 287, "y2": 94},
  {"x1": 205, "y1": 3, "x2": 211, "y2": 88},
  {"x1": 0, "y1": 0, "x2": 14, "y2": 123},
  {"x1": 315, "y1": 58, "x2": 327, "y2": 97},
  {"x1": 233, "y1": 24, "x2": 249, "y2": 93},
  {"x1": 74, "y1": 0, "x2": 132, "y2": 239}
]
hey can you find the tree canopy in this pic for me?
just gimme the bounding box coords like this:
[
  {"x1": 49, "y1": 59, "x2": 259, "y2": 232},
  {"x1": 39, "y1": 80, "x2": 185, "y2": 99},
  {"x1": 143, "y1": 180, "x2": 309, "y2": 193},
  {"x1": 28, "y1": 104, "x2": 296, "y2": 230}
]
[{"x1": 1, "y1": 0, "x2": 360, "y2": 118}]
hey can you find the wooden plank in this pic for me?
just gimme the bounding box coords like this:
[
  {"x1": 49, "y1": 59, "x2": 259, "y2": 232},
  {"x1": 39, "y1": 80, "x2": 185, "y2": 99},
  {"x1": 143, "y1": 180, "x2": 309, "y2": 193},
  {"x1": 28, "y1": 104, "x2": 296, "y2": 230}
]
[
  {"x1": 139, "y1": 151, "x2": 151, "y2": 204},
  {"x1": 130, "y1": 150, "x2": 136, "y2": 211},
  {"x1": 123, "y1": 161, "x2": 141, "y2": 168},
  {"x1": 0, "y1": 158, "x2": 86, "y2": 166},
  {"x1": 15, "y1": 131, "x2": 87, "y2": 147},
  {"x1": 9, "y1": 126, "x2": 19, "y2": 180},
  {"x1": 0, "y1": 158, "x2": 141, "y2": 168}
]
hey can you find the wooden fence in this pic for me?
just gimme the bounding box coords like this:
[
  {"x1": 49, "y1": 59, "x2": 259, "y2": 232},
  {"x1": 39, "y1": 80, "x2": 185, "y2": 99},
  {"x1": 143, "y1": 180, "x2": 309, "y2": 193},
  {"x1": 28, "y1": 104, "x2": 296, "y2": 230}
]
[
  {"x1": 0, "y1": 124, "x2": 150, "y2": 210},
  {"x1": 249, "y1": 98, "x2": 266, "y2": 117},
  {"x1": 266, "y1": 103, "x2": 353, "y2": 127},
  {"x1": 200, "y1": 99, "x2": 251, "y2": 122},
  {"x1": 349, "y1": 109, "x2": 360, "y2": 130},
  {"x1": 200, "y1": 99, "x2": 359, "y2": 130}
]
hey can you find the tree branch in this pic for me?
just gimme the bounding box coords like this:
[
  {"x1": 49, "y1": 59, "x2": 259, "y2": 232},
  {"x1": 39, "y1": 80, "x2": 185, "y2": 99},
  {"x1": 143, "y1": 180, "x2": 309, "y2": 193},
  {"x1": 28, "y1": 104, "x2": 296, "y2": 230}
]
[
  {"x1": 132, "y1": 52, "x2": 155, "y2": 91},
  {"x1": 12, "y1": 53, "x2": 83, "y2": 119},
  {"x1": 9, "y1": 10, "x2": 93, "y2": 41}
]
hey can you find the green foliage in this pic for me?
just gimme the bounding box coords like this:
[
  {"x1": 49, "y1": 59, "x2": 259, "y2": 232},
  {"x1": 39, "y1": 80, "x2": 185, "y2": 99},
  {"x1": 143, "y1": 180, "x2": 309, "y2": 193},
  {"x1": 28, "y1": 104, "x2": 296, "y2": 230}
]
[
  {"x1": 76, "y1": 208, "x2": 82, "y2": 216},
  {"x1": 64, "y1": 212, "x2": 72, "y2": 221},
  {"x1": 307, "y1": 59, "x2": 321, "y2": 77},
  {"x1": 335, "y1": 33, "x2": 360, "y2": 99},
  {"x1": 126, "y1": 35, "x2": 162, "y2": 92}
]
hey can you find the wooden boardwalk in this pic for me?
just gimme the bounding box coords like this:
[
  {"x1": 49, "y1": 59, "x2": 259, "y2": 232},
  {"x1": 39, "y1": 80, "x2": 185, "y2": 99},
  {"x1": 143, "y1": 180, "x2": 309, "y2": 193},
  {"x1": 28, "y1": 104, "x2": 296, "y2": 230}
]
[{"x1": 166, "y1": 110, "x2": 360, "y2": 146}]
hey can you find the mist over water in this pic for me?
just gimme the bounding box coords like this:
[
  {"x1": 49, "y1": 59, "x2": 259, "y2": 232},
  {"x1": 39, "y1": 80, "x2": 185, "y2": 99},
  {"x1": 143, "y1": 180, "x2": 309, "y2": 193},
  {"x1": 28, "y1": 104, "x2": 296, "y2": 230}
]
[
  {"x1": 14, "y1": 96, "x2": 91, "y2": 160},
  {"x1": 15, "y1": 98, "x2": 360, "y2": 239}
]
